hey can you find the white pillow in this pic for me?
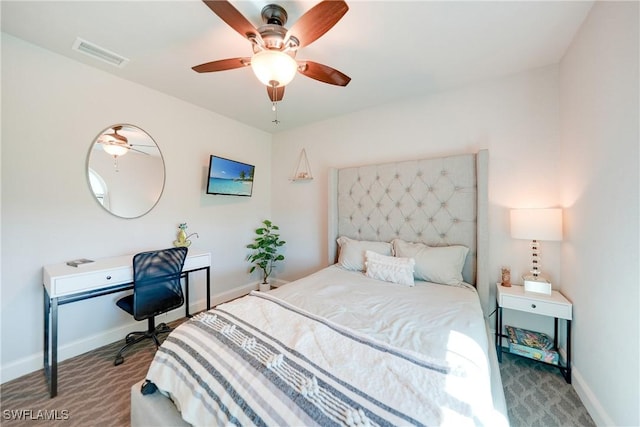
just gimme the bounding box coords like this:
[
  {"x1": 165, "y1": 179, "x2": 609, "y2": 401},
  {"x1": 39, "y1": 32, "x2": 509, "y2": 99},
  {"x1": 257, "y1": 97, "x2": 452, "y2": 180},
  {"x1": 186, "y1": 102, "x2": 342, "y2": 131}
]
[
  {"x1": 364, "y1": 251, "x2": 415, "y2": 286},
  {"x1": 337, "y1": 236, "x2": 392, "y2": 271},
  {"x1": 392, "y1": 239, "x2": 468, "y2": 285}
]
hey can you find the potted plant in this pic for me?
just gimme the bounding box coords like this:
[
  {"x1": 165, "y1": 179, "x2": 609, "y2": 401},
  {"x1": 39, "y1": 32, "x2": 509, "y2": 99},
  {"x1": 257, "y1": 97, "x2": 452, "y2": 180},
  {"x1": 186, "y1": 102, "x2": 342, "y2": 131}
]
[{"x1": 246, "y1": 220, "x2": 286, "y2": 291}]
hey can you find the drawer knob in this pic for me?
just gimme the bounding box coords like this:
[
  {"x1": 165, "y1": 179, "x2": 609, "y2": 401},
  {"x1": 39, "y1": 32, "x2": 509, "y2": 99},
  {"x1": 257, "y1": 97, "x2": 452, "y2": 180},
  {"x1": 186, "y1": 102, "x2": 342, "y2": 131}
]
[
  {"x1": 106, "y1": 275, "x2": 112, "y2": 280},
  {"x1": 531, "y1": 303, "x2": 537, "y2": 309}
]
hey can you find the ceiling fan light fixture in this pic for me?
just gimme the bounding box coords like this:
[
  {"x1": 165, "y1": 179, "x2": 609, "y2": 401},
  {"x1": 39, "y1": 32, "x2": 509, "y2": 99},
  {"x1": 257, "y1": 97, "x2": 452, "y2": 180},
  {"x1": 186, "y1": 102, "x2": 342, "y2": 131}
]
[
  {"x1": 250, "y1": 50, "x2": 297, "y2": 87},
  {"x1": 102, "y1": 142, "x2": 129, "y2": 157}
]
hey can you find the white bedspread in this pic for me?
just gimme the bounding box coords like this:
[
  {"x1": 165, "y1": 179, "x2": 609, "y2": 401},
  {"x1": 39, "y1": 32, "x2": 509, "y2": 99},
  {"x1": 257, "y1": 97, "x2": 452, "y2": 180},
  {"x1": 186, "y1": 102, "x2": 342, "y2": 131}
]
[
  {"x1": 271, "y1": 266, "x2": 490, "y2": 376},
  {"x1": 145, "y1": 266, "x2": 508, "y2": 426}
]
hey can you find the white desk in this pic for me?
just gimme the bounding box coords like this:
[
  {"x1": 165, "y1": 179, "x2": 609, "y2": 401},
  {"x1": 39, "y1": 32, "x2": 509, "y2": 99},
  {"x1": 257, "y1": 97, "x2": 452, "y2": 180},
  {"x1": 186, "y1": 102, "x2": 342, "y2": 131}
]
[{"x1": 42, "y1": 250, "x2": 211, "y2": 398}]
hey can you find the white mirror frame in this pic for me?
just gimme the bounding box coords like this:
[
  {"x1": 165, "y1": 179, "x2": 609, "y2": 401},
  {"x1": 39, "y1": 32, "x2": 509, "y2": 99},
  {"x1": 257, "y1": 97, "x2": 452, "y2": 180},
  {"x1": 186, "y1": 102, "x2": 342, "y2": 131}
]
[{"x1": 86, "y1": 124, "x2": 166, "y2": 219}]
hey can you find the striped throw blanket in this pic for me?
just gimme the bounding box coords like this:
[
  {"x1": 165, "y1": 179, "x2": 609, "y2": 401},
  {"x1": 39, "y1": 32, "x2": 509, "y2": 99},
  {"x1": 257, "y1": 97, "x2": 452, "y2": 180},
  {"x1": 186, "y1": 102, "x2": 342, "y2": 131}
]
[{"x1": 145, "y1": 291, "x2": 502, "y2": 426}]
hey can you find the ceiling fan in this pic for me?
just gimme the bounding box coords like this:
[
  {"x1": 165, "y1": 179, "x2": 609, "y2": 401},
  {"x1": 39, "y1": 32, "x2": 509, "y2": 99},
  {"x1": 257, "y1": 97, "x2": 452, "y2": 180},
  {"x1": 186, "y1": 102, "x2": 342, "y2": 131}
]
[
  {"x1": 98, "y1": 126, "x2": 150, "y2": 157},
  {"x1": 192, "y1": 0, "x2": 351, "y2": 104}
]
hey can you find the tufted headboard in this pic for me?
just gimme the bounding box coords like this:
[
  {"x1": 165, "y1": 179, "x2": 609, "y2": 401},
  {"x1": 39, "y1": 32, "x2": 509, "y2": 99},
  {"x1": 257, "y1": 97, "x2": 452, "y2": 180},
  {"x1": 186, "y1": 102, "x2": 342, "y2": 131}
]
[{"x1": 328, "y1": 150, "x2": 490, "y2": 315}]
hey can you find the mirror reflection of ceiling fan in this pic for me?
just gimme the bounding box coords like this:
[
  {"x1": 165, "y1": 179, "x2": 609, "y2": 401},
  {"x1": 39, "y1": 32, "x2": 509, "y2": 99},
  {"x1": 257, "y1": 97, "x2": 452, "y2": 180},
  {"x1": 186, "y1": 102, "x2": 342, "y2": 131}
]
[
  {"x1": 98, "y1": 126, "x2": 152, "y2": 157},
  {"x1": 192, "y1": 0, "x2": 351, "y2": 106}
]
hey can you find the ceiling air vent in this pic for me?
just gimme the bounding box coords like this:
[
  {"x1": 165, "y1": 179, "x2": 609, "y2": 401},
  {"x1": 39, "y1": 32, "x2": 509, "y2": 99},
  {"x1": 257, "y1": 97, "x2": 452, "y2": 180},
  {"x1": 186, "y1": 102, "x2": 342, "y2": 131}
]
[{"x1": 72, "y1": 37, "x2": 129, "y2": 68}]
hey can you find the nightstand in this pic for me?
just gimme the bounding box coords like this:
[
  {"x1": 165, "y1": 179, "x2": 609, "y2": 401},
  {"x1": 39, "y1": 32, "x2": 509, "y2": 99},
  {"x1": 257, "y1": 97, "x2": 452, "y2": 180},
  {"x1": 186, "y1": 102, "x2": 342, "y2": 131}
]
[{"x1": 495, "y1": 283, "x2": 573, "y2": 383}]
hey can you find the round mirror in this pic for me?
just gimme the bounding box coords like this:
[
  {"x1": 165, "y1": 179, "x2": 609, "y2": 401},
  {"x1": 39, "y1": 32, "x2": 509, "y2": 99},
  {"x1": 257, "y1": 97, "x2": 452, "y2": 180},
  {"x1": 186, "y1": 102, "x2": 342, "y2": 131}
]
[{"x1": 87, "y1": 124, "x2": 165, "y2": 219}]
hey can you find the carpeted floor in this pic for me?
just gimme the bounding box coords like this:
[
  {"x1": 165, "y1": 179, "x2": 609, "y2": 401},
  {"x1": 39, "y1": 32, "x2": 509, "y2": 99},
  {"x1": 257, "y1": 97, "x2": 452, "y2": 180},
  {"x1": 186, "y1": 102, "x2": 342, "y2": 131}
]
[
  {"x1": 0, "y1": 336, "x2": 160, "y2": 427},
  {"x1": 499, "y1": 352, "x2": 596, "y2": 427},
  {"x1": 1, "y1": 331, "x2": 595, "y2": 426}
]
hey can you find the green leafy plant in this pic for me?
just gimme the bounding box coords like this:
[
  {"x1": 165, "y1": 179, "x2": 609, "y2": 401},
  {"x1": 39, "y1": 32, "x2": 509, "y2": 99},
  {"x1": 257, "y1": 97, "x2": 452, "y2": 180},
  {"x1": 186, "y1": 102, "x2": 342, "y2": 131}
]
[{"x1": 246, "y1": 220, "x2": 286, "y2": 284}]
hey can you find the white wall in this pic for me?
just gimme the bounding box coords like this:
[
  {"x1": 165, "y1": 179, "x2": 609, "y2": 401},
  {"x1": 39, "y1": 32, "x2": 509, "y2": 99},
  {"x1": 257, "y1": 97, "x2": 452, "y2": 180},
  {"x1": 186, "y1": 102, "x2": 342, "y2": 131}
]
[
  {"x1": 559, "y1": 2, "x2": 639, "y2": 426},
  {"x1": 1, "y1": 34, "x2": 273, "y2": 382},
  {"x1": 271, "y1": 66, "x2": 564, "y2": 320}
]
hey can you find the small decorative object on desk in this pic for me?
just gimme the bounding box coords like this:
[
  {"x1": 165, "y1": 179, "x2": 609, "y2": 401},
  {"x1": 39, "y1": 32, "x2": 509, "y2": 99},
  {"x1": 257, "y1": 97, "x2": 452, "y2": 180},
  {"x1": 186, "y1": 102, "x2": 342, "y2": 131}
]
[
  {"x1": 173, "y1": 222, "x2": 199, "y2": 248},
  {"x1": 501, "y1": 267, "x2": 511, "y2": 287},
  {"x1": 66, "y1": 258, "x2": 94, "y2": 267}
]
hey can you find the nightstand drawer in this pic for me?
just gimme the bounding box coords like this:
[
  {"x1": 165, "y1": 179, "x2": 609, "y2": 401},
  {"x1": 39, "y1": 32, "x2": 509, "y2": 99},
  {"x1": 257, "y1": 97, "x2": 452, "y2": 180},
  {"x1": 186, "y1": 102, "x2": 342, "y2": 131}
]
[{"x1": 501, "y1": 294, "x2": 571, "y2": 319}]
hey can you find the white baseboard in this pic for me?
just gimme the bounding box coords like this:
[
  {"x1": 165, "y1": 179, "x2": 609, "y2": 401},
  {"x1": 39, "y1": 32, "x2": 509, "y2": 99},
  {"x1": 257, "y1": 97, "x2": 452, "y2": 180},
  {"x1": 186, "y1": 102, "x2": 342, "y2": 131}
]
[
  {"x1": 571, "y1": 365, "x2": 614, "y2": 427},
  {"x1": 0, "y1": 284, "x2": 257, "y2": 384},
  {"x1": 555, "y1": 349, "x2": 614, "y2": 426}
]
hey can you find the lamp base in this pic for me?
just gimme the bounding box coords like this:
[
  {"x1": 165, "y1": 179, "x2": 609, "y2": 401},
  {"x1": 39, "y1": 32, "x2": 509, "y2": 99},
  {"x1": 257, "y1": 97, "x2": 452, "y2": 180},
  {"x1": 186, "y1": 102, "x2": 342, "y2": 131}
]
[{"x1": 523, "y1": 275, "x2": 552, "y2": 295}]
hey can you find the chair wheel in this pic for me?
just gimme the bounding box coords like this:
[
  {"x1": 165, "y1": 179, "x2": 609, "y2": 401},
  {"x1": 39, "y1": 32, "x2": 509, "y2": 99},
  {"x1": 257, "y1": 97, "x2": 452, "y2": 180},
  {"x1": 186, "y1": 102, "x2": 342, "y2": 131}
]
[
  {"x1": 126, "y1": 336, "x2": 135, "y2": 343},
  {"x1": 114, "y1": 356, "x2": 124, "y2": 366}
]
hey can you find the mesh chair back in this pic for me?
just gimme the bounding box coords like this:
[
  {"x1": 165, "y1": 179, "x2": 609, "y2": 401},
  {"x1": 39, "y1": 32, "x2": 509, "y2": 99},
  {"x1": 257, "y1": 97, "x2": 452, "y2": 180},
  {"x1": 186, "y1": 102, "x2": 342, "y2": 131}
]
[{"x1": 132, "y1": 247, "x2": 188, "y2": 321}]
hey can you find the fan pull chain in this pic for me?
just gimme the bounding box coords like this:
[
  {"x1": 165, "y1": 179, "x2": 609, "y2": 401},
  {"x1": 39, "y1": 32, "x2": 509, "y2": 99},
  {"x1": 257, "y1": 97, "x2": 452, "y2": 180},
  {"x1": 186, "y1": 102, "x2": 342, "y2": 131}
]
[
  {"x1": 271, "y1": 83, "x2": 280, "y2": 124},
  {"x1": 112, "y1": 156, "x2": 120, "y2": 172}
]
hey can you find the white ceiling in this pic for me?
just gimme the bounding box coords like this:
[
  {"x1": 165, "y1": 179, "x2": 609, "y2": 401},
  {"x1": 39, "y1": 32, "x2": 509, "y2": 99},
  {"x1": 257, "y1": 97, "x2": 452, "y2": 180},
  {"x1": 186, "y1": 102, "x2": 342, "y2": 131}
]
[{"x1": 1, "y1": 0, "x2": 593, "y2": 133}]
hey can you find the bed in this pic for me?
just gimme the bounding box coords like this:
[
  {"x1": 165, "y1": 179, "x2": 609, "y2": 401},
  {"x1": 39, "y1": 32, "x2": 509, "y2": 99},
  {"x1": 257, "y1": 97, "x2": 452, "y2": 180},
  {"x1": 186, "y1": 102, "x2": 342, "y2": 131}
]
[{"x1": 130, "y1": 150, "x2": 509, "y2": 426}]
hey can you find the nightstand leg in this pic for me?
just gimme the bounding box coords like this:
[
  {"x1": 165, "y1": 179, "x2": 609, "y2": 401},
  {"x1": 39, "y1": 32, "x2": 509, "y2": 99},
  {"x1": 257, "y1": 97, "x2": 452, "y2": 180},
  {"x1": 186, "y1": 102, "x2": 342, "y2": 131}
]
[
  {"x1": 566, "y1": 319, "x2": 572, "y2": 383},
  {"x1": 496, "y1": 306, "x2": 503, "y2": 363}
]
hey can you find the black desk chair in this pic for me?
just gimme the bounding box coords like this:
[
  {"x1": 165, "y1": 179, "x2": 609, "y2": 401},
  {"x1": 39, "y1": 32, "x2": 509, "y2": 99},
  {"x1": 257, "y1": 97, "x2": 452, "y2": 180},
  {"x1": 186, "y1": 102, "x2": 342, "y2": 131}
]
[{"x1": 114, "y1": 247, "x2": 188, "y2": 366}]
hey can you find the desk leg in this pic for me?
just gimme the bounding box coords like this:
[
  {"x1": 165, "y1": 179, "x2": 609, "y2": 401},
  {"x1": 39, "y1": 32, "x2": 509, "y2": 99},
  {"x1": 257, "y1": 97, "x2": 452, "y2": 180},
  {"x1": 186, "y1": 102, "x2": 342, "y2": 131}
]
[
  {"x1": 51, "y1": 298, "x2": 58, "y2": 397},
  {"x1": 206, "y1": 267, "x2": 211, "y2": 311},
  {"x1": 184, "y1": 273, "x2": 191, "y2": 318},
  {"x1": 43, "y1": 289, "x2": 50, "y2": 390},
  {"x1": 43, "y1": 289, "x2": 58, "y2": 398}
]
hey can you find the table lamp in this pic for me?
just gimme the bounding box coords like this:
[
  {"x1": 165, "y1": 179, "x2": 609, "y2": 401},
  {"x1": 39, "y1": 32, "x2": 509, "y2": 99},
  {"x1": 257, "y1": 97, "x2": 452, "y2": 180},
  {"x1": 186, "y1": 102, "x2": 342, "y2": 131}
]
[{"x1": 510, "y1": 208, "x2": 562, "y2": 294}]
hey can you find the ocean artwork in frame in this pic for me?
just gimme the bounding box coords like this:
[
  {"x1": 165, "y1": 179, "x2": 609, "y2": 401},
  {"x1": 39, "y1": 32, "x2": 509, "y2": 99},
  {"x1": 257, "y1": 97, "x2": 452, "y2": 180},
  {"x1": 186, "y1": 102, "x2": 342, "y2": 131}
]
[{"x1": 206, "y1": 155, "x2": 255, "y2": 197}]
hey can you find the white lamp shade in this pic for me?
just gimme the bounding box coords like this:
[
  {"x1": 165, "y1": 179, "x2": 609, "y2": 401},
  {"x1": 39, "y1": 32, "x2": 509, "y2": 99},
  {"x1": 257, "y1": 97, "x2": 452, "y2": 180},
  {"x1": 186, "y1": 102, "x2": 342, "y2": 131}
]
[
  {"x1": 250, "y1": 50, "x2": 298, "y2": 87},
  {"x1": 510, "y1": 208, "x2": 562, "y2": 241}
]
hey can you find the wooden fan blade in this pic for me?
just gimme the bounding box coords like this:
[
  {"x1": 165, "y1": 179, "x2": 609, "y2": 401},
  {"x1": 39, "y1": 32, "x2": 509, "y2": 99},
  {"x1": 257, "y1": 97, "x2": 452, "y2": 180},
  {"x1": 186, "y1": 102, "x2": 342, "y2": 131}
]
[
  {"x1": 267, "y1": 85, "x2": 285, "y2": 102},
  {"x1": 202, "y1": 0, "x2": 258, "y2": 40},
  {"x1": 192, "y1": 58, "x2": 250, "y2": 73},
  {"x1": 298, "y1": 61, "x2": 351, "y2": 86},
  {"x1": 287, "y1": 0, "x2": 348, "y2": 48}
]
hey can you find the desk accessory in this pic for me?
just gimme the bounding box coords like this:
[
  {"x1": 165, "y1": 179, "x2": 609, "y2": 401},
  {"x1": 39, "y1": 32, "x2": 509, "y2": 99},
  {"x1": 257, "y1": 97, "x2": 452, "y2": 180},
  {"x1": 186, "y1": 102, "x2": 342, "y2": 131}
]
[
  {"x1": 173, "y1": 222, "x2": 198, "y2": 248},
  {"x1": 66, "y1": 258, "x2": 94, "y2": 267}
]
